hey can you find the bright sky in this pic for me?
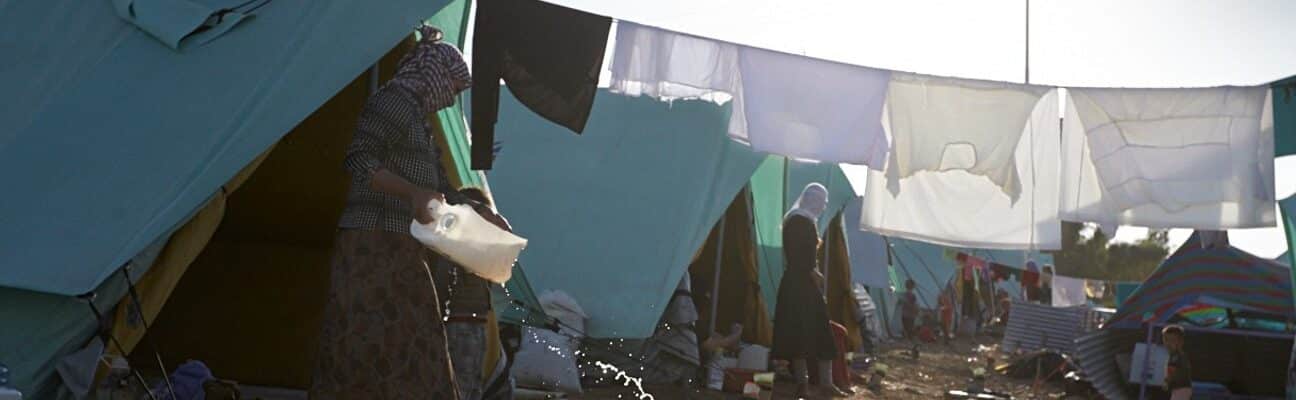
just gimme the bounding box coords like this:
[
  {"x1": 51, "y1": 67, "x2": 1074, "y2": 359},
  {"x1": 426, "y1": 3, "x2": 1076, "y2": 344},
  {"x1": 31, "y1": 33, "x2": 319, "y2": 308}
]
[{"x1": 535, "y1": 0, "x2": 1296, "y2": 258}]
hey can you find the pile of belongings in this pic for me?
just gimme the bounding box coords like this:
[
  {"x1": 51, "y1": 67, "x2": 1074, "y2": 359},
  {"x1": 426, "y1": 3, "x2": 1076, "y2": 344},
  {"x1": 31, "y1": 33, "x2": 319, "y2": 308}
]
[{"x1": 997, "y1": 350, "x2": 1076, "y2": 383}]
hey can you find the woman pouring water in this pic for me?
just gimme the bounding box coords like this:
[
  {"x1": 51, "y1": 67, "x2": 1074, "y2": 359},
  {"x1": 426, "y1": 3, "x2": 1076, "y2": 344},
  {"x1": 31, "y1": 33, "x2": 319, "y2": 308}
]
[{"x1": 311, "y1": 25, "x2": 498, "y2": 400}]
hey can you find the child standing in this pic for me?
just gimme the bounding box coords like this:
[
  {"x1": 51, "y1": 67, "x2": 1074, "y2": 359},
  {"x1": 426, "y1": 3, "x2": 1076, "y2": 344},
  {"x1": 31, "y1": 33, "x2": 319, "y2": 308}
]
[
  {"x1": 899, "y1": 279, "x2": 919, "y2": 339},
  {"x1": 1162, "y1": 325, "x2": 1193, "y2": 400}
]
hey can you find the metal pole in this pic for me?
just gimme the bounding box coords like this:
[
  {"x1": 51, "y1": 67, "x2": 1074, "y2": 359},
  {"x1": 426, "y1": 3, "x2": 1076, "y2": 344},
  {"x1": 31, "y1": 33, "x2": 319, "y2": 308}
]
[
  {"x1": 1138, "y1": 321, "x2": 1154, "y2": 400},
  {"x1": 708, "y1": 216, "x2": 727, "y2": 336},
  {"x1": 368, "y1": 64, "x2": 380, "y2": 95},
  {"x1": 1024, "y1": 0, "x2": 1030, "y2": 84}
]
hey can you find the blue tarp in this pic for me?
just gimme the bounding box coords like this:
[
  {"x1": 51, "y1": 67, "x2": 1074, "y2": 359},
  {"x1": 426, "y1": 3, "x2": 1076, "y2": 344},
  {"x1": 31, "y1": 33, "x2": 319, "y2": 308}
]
[
  {"x1": 844, "y1": 197, "x2": 890, "y2": 289},
  {"x1": 486, "y1": 89, "x2": 766, "y2": 338},
  {"x1": 0, "y1": 0, "x2": 447, "y2": 296}
]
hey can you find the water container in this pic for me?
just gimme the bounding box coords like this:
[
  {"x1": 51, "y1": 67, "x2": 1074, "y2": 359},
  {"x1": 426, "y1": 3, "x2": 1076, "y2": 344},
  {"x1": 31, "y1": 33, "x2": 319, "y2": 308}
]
[
  {"x1": 411, "y1": 200, "x2": 528, "y2": 283},
  {"x1": 737, "y1": 345, "x2": 769, "y2": 371}
]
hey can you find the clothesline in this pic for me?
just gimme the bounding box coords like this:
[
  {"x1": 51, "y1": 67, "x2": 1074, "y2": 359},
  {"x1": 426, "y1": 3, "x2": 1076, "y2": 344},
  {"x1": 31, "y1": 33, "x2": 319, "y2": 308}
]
[
  {"x1": 467, "y1": 0, "x2": 1288, "y2": 252},
  {"x1": 605, "y1": 18, "x2": 1286, "y2": 90},
  {"x1": 605, "y1": 18, "x2": 1280, "y2": 251}
]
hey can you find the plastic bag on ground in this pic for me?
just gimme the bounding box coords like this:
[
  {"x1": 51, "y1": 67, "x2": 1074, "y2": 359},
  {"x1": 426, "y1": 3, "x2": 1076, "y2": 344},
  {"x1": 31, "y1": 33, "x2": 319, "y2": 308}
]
[{"x1": 512, "y1": 327, "x2": 583, "y2": 394}]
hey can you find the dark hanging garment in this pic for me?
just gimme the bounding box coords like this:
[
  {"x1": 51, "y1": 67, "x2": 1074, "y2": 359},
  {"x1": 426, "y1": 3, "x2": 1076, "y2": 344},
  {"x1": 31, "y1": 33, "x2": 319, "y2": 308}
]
[{"x1": 470, "y1": 0, "x2": 610, "y2": 170}]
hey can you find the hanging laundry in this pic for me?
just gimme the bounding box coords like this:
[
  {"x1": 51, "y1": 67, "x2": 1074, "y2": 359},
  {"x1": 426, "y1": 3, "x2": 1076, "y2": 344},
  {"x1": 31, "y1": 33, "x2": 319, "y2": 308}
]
[
  {"x1": 1050, "y1": 275, "x2": 1087, "y2": 307},
  {"x1": 860, "y1": 90, "x2": 1062, "y2": 250},
  {"x1": 883, "y1": 73, "x2": 1052, "y2": 199},
  {"x1": 608, "y1": 22, "x2": 740, "y2": 101},
  {"x1": 471, "y1": 0, "x2": 610, "y2": 170},
  {"x1": 1273, "y1": 77, "x2": 1296, "y2": 157},
  {"x1": 1061, "y1": 86, "x2": 1276, "y2": 229},
  {"x1": 608, "y1": 22, "x2": 892, "y2": 166},
  {"x1": 989, "y1": 263, "x2": 1013, "y2": 281},
  {"x1": 728, "y1": 47, "x2": 891, "y2": 167}
]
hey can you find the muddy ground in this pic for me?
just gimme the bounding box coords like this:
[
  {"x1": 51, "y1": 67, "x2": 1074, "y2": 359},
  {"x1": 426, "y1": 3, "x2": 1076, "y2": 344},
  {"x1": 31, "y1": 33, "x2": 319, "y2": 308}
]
[{"x1": 570, "y1": 336, "x2": 1076, "y2": 400}]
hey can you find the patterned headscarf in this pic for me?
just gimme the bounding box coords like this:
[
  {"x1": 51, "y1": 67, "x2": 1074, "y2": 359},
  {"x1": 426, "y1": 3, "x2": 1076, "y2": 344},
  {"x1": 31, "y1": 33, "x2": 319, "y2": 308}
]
[{"x1": 391, "y1": 25, "x2": 472, "y2": 114}]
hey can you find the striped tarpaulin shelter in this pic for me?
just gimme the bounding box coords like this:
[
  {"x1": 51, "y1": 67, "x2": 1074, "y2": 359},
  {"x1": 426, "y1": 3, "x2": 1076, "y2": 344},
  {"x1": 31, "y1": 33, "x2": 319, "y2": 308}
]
[{"x1": 1106, "y1": 232, "x2": 1293, "y2": 329}]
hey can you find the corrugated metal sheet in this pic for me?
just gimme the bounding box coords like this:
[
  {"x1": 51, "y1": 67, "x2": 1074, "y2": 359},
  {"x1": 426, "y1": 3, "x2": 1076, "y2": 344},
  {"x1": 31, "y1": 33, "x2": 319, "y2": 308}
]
[
  {"x1": 1073, "y1": 329, "x2": 1144, "y2": 400},
  {"x1": 1001, "y1": 301, "x2": 1096, "y2": 355}
]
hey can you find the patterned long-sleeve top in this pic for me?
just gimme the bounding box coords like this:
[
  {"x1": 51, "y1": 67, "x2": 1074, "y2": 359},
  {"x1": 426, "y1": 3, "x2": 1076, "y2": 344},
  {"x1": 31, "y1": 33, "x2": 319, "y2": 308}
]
[{"x1": 337, "y1": 29, "x2": 474, "y2": 234}]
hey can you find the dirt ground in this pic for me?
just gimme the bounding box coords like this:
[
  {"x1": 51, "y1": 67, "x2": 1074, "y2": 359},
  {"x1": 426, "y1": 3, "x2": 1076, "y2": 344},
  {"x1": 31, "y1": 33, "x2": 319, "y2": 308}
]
[{"x1": 571, "y1": 336, "x2": 1073, "y2": 400}]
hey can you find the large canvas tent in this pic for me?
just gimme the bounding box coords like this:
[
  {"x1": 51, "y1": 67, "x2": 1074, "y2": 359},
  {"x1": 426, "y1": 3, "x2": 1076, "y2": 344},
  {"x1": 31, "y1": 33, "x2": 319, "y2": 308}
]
[
  {"x1": 486, "y1": 88, "x2": 767, "y2": 338},
  {"x1": 0, "y1": 1, "x2": 548, "y2": 395}
]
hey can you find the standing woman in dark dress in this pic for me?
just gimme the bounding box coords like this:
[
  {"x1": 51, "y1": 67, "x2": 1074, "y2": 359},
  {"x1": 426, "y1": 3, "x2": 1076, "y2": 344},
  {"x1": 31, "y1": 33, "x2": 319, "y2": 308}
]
[
  {"x1": 311, "y1": 25, "x2": 485, "y2": 400},
  {"x1": 773, "y1": 183, "x2": 850, "y2": 398}
]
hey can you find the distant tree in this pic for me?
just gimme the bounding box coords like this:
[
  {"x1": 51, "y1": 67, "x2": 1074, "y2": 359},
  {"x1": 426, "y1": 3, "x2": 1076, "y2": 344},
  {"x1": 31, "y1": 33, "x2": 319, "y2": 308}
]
[{"x1": 1052, "y1": 223, "x2": 1168, "y2": 282}]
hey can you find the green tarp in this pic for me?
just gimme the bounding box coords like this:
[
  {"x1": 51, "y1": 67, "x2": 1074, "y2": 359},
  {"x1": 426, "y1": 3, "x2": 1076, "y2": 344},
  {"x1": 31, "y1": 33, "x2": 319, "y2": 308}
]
[{"x1": 752, "y1": 159, "x2": 856, "y2": 316}]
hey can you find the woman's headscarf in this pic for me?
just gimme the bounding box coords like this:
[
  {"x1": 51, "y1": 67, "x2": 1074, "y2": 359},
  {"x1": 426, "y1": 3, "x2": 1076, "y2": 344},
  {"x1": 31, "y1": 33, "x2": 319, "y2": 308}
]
[{"x1": 785, "y1": 183, "x2": 829, "y2": 222}]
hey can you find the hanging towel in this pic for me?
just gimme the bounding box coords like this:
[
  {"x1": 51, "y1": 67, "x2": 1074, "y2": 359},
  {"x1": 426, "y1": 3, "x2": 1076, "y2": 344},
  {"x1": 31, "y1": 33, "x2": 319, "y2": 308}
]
[
  {"x1": 608, "y1": 22, "x2": 740, "y2": 101},
  {"x1": 860, "y1": 90, "x2": 1062, "y2": 250},
  {"x1": 883, "y1": 73, "x2": 1052, "y2": 199},
  {"x1": 1050, "y1": 276, "x2": 1087, "y2": 307},
  {"x1": 608, "y1": 22, "x2": 891, "y2": 166},
  {"x1": 728, "y1": 47, "x2": 891, "y2": 167},
  {"x1": 471, "y1": 0, "x2": 610, "y2": 170},
  {"x1": 1061, "y1": 86, "x2": 1276, "y2": 229}
]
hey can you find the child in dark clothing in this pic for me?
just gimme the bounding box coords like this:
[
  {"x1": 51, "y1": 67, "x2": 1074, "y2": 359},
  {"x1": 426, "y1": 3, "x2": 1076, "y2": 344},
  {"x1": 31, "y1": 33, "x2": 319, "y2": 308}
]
[
  {"x1": 899, "y1": 279, "x2": 919, "y2": 339},
  {"x1": 1162, "y1": 325, "x2": 1192, "y2": 400}
]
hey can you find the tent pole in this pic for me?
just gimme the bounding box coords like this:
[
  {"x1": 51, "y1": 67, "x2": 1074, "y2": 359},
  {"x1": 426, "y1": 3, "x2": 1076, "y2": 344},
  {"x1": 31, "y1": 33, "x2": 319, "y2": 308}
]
[
  {"x1": 1024, "y1": 0, "x2": 1030, "y2": 84},
  {"x1": 708, "y1": 216, "x2": 727, "y2": 336},
  {"x1": 823, "y1": 222, "x2": 832, "y2": 297},
  {"x1": 368, "y1": 64, "x2": 380, "y2": 95}
]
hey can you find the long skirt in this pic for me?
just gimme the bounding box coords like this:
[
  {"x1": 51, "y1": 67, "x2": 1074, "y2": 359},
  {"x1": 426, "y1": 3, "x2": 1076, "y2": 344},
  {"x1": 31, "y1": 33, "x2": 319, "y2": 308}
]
[{"x1": 311, "y1": 229, "x2": 461, "y2": 400}]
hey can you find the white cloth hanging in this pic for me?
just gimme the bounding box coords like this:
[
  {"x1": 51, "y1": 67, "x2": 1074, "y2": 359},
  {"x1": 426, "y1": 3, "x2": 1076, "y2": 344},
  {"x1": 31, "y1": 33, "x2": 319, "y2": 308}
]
[
  {"x1": 608, "y1": 22, "x2": 892, "y2": 167},
  {"x1": 608, "y1": 21, "x2": 739, "y2": 102},
  {"x1": 1060, "y1": 87, "x2": 1276, "y2": 229},
  {"x1": 729, "y1": 47, "x2": 891, "y2": 167},
  {"x1": 860, "y1": 90, "x2": 1062, "y2": 250},
  {"x1": 1050, "y1": 275, "x2": 1087, "y2": 308},
  {"x1": 883, "y1": 73, "x2": 1052, "y2": 200}
]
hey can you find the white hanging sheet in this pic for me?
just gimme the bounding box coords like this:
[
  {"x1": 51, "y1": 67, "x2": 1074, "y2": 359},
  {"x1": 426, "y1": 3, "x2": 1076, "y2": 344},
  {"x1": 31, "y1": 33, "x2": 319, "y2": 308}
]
[
  {"x1": 729, "y1": 46, "x2": 891, "y2": 167},
  {"x1": 1050, "y1": 275, "x2": 1088, "y2": 308},
  {"x1": 608, "y1": 22, "x2": 892, "y2": 167},
  {"x1": 1060, "y1": 87, "x2": 1276, "y2": 229},
  {"x1": 883, "y1": 73, "x2": 1052, "y2": 200},
  {"x1": 608, "y1": 21, "x2": 739, "y2": 101},
  {"x1": 860, "y1": 90, "x2": 1062, "y2": 250}
]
